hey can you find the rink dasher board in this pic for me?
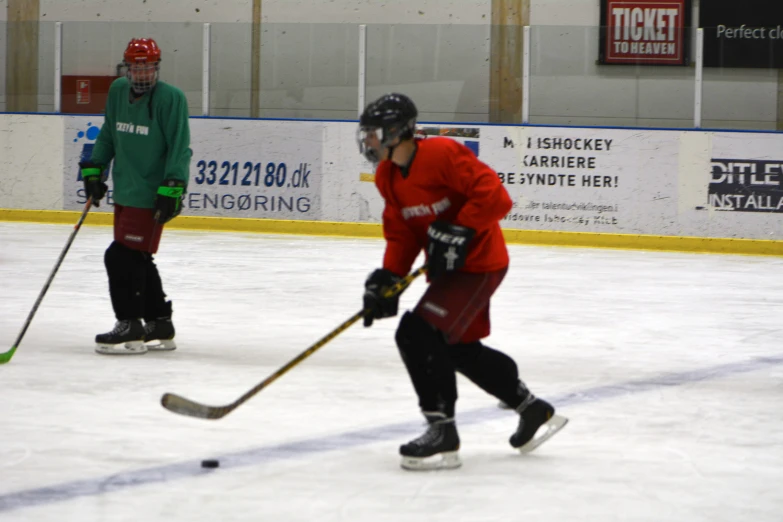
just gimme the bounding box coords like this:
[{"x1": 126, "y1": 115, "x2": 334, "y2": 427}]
[{"x1": 0, "y1": 114, "x2": 781, "y2": 251}]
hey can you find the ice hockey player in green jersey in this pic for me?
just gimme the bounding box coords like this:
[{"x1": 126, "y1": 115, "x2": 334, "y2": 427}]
[{"x1": 79, "y1": 37, "x2": 192, "y2": 355}]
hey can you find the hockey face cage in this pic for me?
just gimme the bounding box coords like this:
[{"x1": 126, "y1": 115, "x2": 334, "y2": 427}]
[
  {"x1": 356, "y1": 119, "x2": 416, "y2": 164},
  {"x1": 125, "y1": 61, "x2": 160, "y2": 94}
]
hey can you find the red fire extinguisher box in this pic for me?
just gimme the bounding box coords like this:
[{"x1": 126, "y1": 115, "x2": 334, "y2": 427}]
[{"x1": 61, "y1": 75, "x2": 119, "y2": 114}]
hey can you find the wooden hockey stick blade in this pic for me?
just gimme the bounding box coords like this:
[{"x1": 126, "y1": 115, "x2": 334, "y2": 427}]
[
  {"x1": 161, "y1": 266, "x2": 427, "y2": 420},
  {"x1": 161, "y1": 393, "x2": 233, "y2": 419}
]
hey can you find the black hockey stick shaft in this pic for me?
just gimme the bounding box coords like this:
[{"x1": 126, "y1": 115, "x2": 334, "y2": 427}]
[
  {"x1": 0, "y1": 198, "x2": 93, "y2": 364},
  {"x1": 161, "y1": 265, "x2": 427, "y2": 419}
]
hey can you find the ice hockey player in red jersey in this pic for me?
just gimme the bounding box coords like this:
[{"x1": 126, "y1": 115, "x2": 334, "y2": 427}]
[{"x1": 357, "y1": 93, "x2": 568, "y2": 470}]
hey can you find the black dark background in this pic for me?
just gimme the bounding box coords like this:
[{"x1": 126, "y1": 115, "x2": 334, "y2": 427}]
[{"x1": 700, "y1": 2, "x2": 783, "y2": 68}]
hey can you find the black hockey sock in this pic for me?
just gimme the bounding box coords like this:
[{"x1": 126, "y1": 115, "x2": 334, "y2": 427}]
[
  {"x1": 450, "y1": 341, "x2": 529, "y2": 409},
  {"x1": 105, "y1": 241, "x2": 147, "y2": 320},
  {"x1": 395, "y1": 312, "x2": 458, "y2": 417},
  {"x1": 142, "y1": 255, "x2": 171, "y2": 321}
]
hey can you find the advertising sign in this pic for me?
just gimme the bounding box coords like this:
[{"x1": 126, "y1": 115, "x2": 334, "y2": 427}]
[
  {"x1": 599, "y1": 0, "x2": 691, "y2": 65},
  {"x1": 63, "y1": 117, "x2": 323, "y2": 220},
  {"x1": 708, "y1": 134, "x2": 783, "y2": 212},
  {"x1": 477, "y1": 126, "x2": 680, "y2": 234},
  {"x1": 699, "y1": 2, "x2": 783, "y2": 68}
]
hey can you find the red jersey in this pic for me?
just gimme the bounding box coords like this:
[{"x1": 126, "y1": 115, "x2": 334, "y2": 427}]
[{"x1": 375, "y1": 137, "x2": 512, "y2": 276}]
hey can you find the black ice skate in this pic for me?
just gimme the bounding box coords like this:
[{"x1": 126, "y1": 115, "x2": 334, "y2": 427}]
[
  {"x1": 510, "y1": 394, "x2": 568, "y2": 453},
  {"x1": 95, "y1": 319, "x2": 147, "y2": 355},
  {"x1": 144, "y1": 317, "x2": 176, "y2": 351},
  {"x1": 400, "y1": 411, "x2": 461, "y2": 471}
]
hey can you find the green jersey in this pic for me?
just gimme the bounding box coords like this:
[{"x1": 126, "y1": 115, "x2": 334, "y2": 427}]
[{"x1": 91, "y1": 77, "x2": 192, "y2": 209}]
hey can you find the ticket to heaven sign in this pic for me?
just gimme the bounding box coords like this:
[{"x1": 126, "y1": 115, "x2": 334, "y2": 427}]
[{"x1": 599, "y1": 0, "x2": 692, "y2": 65}]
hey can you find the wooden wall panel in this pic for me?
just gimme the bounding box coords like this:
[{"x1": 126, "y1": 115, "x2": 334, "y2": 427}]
[
  {"x1": 489, "y1": 0, "x2": 529, "y2": 123},
  {"x1": 6, "y1": 0, "x2": 40, "y2": 112}
]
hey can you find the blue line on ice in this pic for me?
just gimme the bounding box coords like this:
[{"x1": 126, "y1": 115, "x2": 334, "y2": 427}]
[{"x1": 1, "y1": 354, "x2": 781, "y2": 513}]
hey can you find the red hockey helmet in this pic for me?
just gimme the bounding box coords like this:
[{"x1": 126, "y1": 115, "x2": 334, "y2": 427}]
[
  {"x1": 124, "y1": 38, "x2": 161, "y2": 64},
  {"x1": 123, "y1": 38, "x2": 161, "y2": 93}
]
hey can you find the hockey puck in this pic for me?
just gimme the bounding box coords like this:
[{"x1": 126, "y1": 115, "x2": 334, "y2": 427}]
[{"x1": 201, "y1": 459, "x2": 219, "y2": 469}]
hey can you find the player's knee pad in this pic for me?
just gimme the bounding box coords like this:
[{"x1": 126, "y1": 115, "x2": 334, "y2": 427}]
[
  {"x1": 395, "y1": 311, "x2": 442, "y2": 363},
  {"x1": 104, "y1": 241, "x2": 146, "y2": 274},
  {"x1": 104, "y1": 241, "x2": 126, "y2": 270},
  {"x1": 395, "y1": 311, "x2": 458, "y2": 414}
]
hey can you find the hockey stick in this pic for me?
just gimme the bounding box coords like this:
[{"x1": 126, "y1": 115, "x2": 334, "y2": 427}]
[
  {"x1": 0, "y1": 198, "x2": 94, "y2": 364},
  {"x1": 161, "y1": 265, "x2": 427, "y2": 419}
]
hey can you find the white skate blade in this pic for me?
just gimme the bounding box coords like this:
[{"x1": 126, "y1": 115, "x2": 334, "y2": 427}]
[
  {"x1": 517, "y1": 414, "x2": 568, "y2": 454},
  {"x1": 95, "y1": 340, "x2": 148, "y2": 355},
  {"x1": 145, "y1": 339, "x2": 176, "y2": 351},
  {"x1": 401, "y1": 451, "x2": 461, "y2": 471}
]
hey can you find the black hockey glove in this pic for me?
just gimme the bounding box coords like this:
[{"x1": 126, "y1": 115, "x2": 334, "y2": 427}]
[
  {"x1": 79, "y1": 161, "x2": 108, "y2": 207},
  {"x1": 426, "y1": 221, "x2": 476, "y2": 280},
  {"x1": 363, "y1": 268, "x2": 403, "y2": 327},
  {"x1": 154, "y1": 179, "x2": 186, "y2": 224}
]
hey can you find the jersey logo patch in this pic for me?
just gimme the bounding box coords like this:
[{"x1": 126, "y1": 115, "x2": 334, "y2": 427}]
[
  {"x1": 401, "y1": 196, "x2": 451, "y2": 220},
  {"x1": 116, "y1": 122, "x2": 149, "y2": 135}
]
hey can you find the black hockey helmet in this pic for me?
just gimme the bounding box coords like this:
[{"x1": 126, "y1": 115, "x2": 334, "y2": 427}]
[{"x1": 357, "y1": 93, "x2": 418, "y2": 163}]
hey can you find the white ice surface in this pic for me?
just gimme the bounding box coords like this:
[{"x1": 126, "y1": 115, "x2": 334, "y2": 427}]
[{"x1": 1, "y1": 222, "x2": 782, "y2": 521}]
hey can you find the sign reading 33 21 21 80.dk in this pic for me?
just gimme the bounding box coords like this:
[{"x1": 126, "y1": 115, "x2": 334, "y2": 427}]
[
  {"x1": 599, "y1": 0, "x2": 692, "y2": 65},
  {"x1": 62, "y1": 117, "x2": 322, "y2": 220}
]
